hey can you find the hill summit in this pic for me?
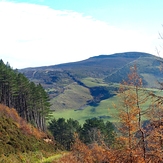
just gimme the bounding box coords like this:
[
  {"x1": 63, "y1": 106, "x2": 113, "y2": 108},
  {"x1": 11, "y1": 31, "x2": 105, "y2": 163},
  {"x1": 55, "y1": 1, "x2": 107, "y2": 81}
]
[{"x1": 20, "y1": 52, "x2": 163, "y2": 111}]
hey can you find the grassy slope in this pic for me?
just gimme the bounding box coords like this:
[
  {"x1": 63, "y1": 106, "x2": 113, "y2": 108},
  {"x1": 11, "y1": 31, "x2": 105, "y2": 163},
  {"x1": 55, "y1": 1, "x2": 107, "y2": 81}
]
[
  {"x1": 52, "y1": 95, "x2": 120, "y2": 124},
  {"x1": 51, "y1": 87, "x2": 162, "y2": 125},
  {"x1": 50, "y1": 82, "x2": 93, "y2": 110},
  {"x1": 20, "y1": 52, "x2": 163, "y2": 113},
  {"x1": 50, "y1": 78, "x2": 118, "y2": 124},
  {"x1": 81, "y1": 77, "x2": 108, "y2": 87},
  {"x1": 105, "y1": 56, "x2": 163, "y2": 88},
  {"x1": 0, "y1": 116, "x2": 53, "y2": 154},
  {"x1": 0, "y1": 105, "x2": 59, "y2": 162},
  {"x1": 19, "y1": 52, "x2": 163, "y2": 125},
  {"x1": 49, "y1": 54, "x2": 163, "y2": 112}
]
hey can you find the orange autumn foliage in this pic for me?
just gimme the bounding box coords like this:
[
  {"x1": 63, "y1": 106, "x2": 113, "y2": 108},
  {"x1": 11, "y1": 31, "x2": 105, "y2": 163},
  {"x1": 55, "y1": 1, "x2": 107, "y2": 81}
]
[
  {"x1": 58, "y1": 135, "x2": 147, "y2": 163},
  {"x1": 0, "y1": 104, "x2": 46, "y2": 139},
  {"x1": 59, "y1": 135, "x2": 113, "y2": 163}
]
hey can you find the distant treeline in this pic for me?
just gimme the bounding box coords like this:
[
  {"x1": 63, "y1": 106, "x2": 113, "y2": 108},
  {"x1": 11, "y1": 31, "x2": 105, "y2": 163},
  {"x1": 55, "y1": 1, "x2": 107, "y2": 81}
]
[{"x1": 0, "y1": 60, "x2": 50, "y2": 131}]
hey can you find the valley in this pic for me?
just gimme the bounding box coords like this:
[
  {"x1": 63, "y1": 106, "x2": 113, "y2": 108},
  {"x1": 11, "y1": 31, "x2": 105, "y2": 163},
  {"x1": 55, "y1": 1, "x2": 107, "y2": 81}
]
[
  {"x1": 1, "y1": 51, "x2": 163, "y2": 162},
  {"x1": 20, "y1": 52, "x2": 163, "y2": 123}
]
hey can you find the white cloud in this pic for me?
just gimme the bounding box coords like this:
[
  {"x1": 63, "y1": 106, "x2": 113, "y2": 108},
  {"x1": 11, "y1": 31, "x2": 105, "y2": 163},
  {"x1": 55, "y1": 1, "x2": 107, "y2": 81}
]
[{"x1": 0, "y1": 1, "x2": 159, "y2": 68}]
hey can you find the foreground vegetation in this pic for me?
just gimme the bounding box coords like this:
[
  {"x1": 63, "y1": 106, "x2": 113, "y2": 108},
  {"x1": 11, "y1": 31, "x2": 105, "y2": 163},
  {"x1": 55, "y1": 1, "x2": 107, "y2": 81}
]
[
  {"x1": 1, "y1": 58, "x2": 163, "y2": 162},
  {"x1": 0, "y1": 104, "x2": 59, "y2": 162},
  {"x1": 0, "y1": 151, "x2": 63, "y2": 163}
]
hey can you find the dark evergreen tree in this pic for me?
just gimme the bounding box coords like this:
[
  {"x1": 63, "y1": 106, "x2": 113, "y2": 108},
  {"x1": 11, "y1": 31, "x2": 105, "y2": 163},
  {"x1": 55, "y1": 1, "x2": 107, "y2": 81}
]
[
  {"x1": 48, "y1": 118, "x2": 81, "y2": 150},
  {"x1": 80, "y1": 118, "x2": 115, "y2": 146}
]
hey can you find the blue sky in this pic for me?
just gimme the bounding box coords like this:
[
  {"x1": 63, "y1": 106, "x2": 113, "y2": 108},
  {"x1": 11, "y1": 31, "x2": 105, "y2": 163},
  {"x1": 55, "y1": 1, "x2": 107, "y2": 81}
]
[{"x1": 0, "y1": 0, "x2": 163, "y2": 68}]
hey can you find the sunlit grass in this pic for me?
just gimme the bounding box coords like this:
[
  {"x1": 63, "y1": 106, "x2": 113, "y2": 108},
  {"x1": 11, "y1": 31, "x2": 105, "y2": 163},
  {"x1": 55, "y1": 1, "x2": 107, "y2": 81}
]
[
  {"x1": 51, "y1": 95, "x2": 119, "y2": 125},
  {"x1": 81, "y1": 77, "x2": 108, "y2": 87},
  {"x1": 50, "y1": 82, "x2": 92, "y2": 110},
  {"x1": 41, "y1": 152, "x2": 68, "y2": 163},
  {"x1": 50, "y1": 87, "x2": 163, "y2": 125},
  {"x1": 0, "y1": 151, "x2": 68, "y2": 163}
]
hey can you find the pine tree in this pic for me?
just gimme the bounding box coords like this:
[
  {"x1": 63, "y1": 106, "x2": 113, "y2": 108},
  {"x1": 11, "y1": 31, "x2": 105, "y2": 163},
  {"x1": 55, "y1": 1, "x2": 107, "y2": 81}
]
[{"x1": 0, "y1": 60, "x2": 50, "y2": 131}]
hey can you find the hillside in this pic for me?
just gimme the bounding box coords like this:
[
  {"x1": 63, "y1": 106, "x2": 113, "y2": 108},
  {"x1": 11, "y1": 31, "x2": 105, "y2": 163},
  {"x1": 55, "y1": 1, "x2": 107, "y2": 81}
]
[
  {"x1": 0, "y1": 104, "x2": 57, "y2": 162},
  {"x1": 20, "y1": 52, "x2": 152, "y2": 79},
  {"x1": 105, "y1": 55, "x2": 163, "y2": 87},
  {"x1": 19, "y1": 52, "x2": 163, "y2": 113}
]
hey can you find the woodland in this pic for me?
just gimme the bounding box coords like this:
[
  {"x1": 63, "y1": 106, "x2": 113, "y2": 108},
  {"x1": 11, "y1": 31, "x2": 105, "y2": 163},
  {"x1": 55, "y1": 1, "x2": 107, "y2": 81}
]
[
  {"x1": 1, "y1": 58, "x2": 163, "y2": 162},
  {"x1": 0, "y1": 59, "x2": 50, "y2": 131}
]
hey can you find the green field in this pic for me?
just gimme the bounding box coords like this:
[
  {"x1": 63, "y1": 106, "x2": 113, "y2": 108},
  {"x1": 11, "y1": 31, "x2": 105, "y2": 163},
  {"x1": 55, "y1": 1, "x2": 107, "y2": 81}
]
[
  {"x1": 49, "y1": 79, "x2": 118, "y2": 124},
  {"x1": 50, "y1": 87, "x2": 163, "y2": 125},
  {"x1": 48, "y1": 75, "x2": 163, "y2": 125},
  {"x1": 50, "y1": 95, "x2": 117, "y2": 124}
]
